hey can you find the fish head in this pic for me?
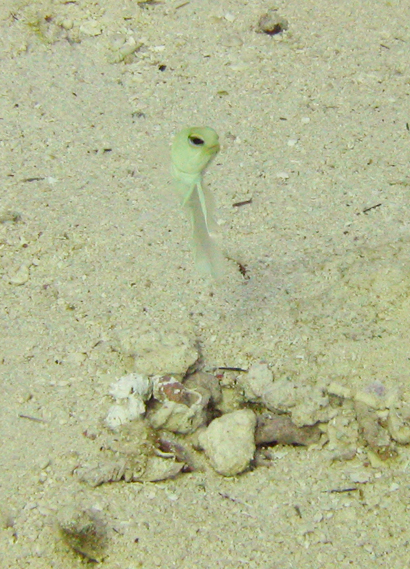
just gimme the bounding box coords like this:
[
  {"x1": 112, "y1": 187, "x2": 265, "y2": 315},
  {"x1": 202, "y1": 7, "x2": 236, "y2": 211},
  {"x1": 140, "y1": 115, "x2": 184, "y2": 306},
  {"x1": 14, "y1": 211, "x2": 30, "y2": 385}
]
[{"x1": 171, "y1": 126, "x2": 220, "y2": 175}]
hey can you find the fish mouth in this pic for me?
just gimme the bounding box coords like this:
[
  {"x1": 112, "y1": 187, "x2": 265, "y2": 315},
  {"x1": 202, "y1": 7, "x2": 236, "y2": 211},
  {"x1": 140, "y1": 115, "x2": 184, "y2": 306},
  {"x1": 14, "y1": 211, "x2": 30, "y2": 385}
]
[{"x1": 209, "y1": 143, "x2": 220, "y2": 154}]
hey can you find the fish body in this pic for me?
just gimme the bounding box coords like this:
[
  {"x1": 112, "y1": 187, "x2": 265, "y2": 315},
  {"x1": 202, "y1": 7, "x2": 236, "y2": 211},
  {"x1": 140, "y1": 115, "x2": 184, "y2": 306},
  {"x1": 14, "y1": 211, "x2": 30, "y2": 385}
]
[{"x1": 171, "y1": 127, "x2": 225, "y2": 278}]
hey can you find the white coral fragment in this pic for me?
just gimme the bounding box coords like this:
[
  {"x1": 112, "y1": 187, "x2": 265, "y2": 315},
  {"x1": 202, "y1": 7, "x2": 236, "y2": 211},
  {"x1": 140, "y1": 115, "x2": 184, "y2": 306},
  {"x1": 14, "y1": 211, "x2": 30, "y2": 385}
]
[
  {"x1": 105, "y1": 373, "x2": 152, "y2": 429},
  {"x1": 109, "y1": 373, "x2": 152, "y2": 400}
]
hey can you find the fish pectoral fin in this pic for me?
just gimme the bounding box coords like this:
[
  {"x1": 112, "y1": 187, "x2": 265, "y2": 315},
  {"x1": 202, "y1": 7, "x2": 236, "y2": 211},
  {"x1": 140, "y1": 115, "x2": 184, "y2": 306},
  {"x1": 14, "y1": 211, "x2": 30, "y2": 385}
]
[
  {"x1": 181, "y1": 185, "x2": 195, "y2": 207},
  {"x1": 196, "y1": 180, "x2": 209, "y2": 232},
  {"x1": 188, "y1": 186, "x2": 225, "y2": 279}
]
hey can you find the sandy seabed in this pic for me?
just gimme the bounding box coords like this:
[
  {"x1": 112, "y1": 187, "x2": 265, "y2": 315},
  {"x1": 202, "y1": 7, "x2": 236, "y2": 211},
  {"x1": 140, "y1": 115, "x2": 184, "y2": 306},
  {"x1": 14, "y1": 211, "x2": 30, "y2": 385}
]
[{"x1": 1, "y1": 0, "x2": 410, "y2": 567}]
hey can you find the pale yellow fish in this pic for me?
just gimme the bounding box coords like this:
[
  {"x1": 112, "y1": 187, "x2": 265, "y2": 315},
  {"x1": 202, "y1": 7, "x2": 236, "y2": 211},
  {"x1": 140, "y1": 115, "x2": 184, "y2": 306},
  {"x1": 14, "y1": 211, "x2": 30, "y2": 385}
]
[{"x1": 171, "y1": 126, "x2": 225, "y2": 278}]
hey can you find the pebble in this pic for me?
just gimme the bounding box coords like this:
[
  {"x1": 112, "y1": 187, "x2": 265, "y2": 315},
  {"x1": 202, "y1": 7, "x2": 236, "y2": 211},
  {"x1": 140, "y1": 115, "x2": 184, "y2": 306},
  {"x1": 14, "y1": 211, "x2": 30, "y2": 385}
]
[
  {"x1": 327, "y1": 383, "x2": 352, "y2": 400},
  {"x1": 349, "y1": 470, "x2": 371, "y2": 484},
  {"x1": 256, "y1": 11, "x2": 289, "y2": 35},
  {"x1": 37, "y1": 458, "x2": 51, "y2": 470},
  {"x1": 38, "y1": 472, "x2": 48, "y2": 483},
  {"x1": 224, "y1": 12, "x2": 236, "y2": 22},
  {"x1": 152, "y1": 376, "x2": 193, "y2": 405},
  {"x1": 387, "y1": 406, "x2": 410, "y2": 444},
  {"x1": 79, "y1": 20, "x2": 103, "y2": 37},
  {"x1": 141, "y1": 457, "x2": 184, "y2": 482},
  {"x1": 8, "y1": 262, "x2": 30, "y2": 285},
  {"x1": 327, "y1": 412, "x2": 359, "y2": 459},
  {"x1": 198, "y1": 409, "x2": 256, "y2": 476}
]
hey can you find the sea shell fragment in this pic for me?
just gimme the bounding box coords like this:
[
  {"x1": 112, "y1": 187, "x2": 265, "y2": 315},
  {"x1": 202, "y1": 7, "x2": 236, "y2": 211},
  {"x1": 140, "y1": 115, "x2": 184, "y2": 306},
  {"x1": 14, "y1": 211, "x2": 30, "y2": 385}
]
[{"x1": 148, "y1": 376, "x2": 208, "y2": 434}]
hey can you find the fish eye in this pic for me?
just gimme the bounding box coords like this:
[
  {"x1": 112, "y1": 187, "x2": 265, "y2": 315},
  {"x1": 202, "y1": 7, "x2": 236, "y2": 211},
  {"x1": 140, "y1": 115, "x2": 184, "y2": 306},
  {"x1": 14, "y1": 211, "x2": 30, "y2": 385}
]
[{"x1": 188, "y1": 134, "x2": 205, "y2": 146}]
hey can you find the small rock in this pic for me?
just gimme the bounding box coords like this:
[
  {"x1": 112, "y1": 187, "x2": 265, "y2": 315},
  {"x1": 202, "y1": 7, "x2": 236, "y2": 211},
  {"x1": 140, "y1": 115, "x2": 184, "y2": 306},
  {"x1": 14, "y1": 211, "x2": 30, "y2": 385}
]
[
  {"x1": 108, "y1": 39, "x2": 142, "y2": 64},
  {"x1": 141, "y1": 456, "x2": 184, "y2": 482},
  {"x1": 57, "y1": 506, "x2": 107, "y2": 562},
  {"x1": 237, "y1": 362, "x2": 273, "y2": 402},
  {"x1": 256, "y1": 11, "x2": 289, "y2": 35},
  {"x1": 198, "y1": 409, "x2": 256, "y2": 476},
  {"x1": 60, "y1": 18, "x2": 73, "y2": 30},
  {"x1": 291, "y1": 390, "x2": 335, "y2": 427},
  {"x1": 327, "y1": 410, "x2": 359, "y2": 459},
  {"x1": 158, "y1": 434, "x2": 198, "y2": 472},
  {"x1": 116, "y1": 326, "x2": 198, "y2": 376},
  {"x1": 355, "y1": 401, "x2": 395, "y2": 459},
  {"x1": 355, "y1": 388, "x2": 386, "y2": 410},
  {"x1": 215, "y1": 386, "x2": 244, "y2": 414},
  {"x1": 261, "y1": 378, "x2": 298, "y2": 411},
  {"x1": 349, "y1": 470, "x2": 371, "y2": 484},
  {"x1": 327, "y1": 383, "x2": 353, "y2": 400},
  {"x1": 255, "y1": 413, "x2": 321, "y2": 446}
]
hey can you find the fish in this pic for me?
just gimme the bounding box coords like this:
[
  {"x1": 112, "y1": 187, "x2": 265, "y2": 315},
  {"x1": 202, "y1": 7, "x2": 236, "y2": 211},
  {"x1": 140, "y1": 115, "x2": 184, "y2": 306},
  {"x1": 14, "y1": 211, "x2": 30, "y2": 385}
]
[{"x1": 171, "y1": 126, "x2": 225, "y2": 279}]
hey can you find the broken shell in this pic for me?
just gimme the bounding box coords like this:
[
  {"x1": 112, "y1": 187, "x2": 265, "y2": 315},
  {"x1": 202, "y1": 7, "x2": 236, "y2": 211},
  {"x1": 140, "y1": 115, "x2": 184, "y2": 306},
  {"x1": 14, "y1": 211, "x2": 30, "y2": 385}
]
[
  {"x1": 148, "y1": 396, "x2": 206, "y2": 434},
  {"x1": 184, "y1": 371, "x2": 222, "y2": 406},
  {"x1": 153, "y1": 376, "x2": 194, "y2": 405},
  {"x1": 148, "y1": 376, "x2": 209, "y2": 434}
]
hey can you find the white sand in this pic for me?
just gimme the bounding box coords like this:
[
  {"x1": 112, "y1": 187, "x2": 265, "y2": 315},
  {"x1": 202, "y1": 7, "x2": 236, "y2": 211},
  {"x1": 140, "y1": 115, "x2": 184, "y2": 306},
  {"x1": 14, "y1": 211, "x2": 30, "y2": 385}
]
[{"x1": 1, "y1": 0, "x2": 410, "y2": 567}]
